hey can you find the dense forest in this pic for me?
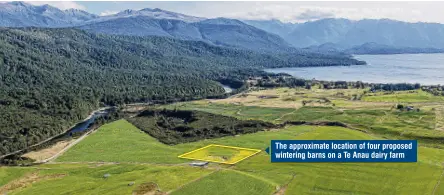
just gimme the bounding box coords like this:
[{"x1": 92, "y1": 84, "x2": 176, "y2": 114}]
[
  {"x1": 0, "y1": 27, "x2": 364, "y2": 156},
  {"x1": 128, "y1": 109, "x2": 276, "y2": 144}
]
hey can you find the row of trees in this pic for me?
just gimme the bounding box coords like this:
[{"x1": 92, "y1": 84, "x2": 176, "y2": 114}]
[{"x1": 254, "y1": 76, "x2": 426, "y2": 92}]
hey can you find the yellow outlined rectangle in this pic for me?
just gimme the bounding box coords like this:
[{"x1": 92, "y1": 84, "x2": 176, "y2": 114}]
[{"x1": 178, "y1": 144, "x2": 261, "y2": 165}]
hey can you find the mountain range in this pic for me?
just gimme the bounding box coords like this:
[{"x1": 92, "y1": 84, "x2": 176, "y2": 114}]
[
  {"x1": 245, "y1": 18, "x2": 444, "y2": 49},
  {"x1": 0, "y1": 2, "x2": 291, "y2": 52},
  {"x1": 304, "y1": 42, "x2": 444, "y2": 55},
  {"x1": 1, "y1": 2, "x2": 444, "y2": 53},
  {"x1": 0, "y1": 1, "x2": 98, "y2": 27}
]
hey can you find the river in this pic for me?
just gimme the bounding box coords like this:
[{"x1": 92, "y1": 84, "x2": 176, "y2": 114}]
[
  {"x1": 67, "y1": 108, "x2": 111, "y2": 134},
  {"x1": 222, "y1": 84, "x2": 234, "y2": 93},
  {"x1": 0, "y1": 107, "x2": 113, "y2": 159},
  {"x1": 265, "y1": 53, "x2": 444, "y2": 85}
]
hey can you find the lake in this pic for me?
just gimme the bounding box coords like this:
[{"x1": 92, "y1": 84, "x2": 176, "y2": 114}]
[{"x1": 265, "y1": 53, "x2": 444, "y2": 85}]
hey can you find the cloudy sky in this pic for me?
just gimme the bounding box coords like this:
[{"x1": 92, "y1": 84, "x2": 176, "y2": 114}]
[{"x1": 26, "y1": 1, "x2": 444, "y2": 23}]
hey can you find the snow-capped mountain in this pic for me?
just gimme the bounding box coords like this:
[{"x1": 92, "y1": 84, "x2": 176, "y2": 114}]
[
  {"x1": 0, "y1": 1, "x2": 98, "y2": 27},
  {"x1": 84, "y1": 7, "x2": 205, "y2": 25},
  {"x1": 0, "y1": 2, "x2": 291, "y2": 52},
  {"x1": 111, "y1": 8, "x2": 204, "y2": 22}
]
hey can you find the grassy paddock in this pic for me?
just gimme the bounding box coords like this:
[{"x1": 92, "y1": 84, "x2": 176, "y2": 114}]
[
  {"x1": 56, "y1": 120, "x2": 310, "y2": 164},
  {"x1": 4, "y1": 119, "x2": 444, "y2": 194},
  {"x1": 0, "y1": 167, "x2": 34, "y2": 187},
  {"x1": 165, "y1": 101, "x2": 443, "y2": 145},
  {"x1": 362, "y1": 90, "x2": 444, "y2": 103},
  {"x1": 178, "y1": 144, "x2": 260, "y2": 164},
  {"x1": 6, "y1": 86, "x2": 444, "y2": 195},
  {"x1": 170, "y1": 170, "x2": 275, "y2": 195},
  {"x1": 234, "y1": 127, "x2": 444, "y2": 195},
  {"x1": 3, "y1": 163, "x2": 211, "y2": 195}
]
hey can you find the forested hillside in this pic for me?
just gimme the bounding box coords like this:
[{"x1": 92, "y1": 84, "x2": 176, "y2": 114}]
[
  {"x1": 0, "y1": 27, "x2": 363, "y2": 156},
  {"x1": 78, "y1": 17, "x2": 294, "y2": 53}
]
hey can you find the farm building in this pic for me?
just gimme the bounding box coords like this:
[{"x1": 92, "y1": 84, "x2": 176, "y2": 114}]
[{"x1": 189, "y1": 162, "x2": 209, "y2": 167}]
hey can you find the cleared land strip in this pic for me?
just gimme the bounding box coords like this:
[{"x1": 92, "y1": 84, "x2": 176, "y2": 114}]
[
  {"x1": 36, "y1": 127, "x2": 100, "y2": 163},
  {"x1": 0, "y1": 172, "x2": 67, "y2": 194},
  {"x1": 436, "y1": 106, "x2": 444, "y2": 131},
  {"x1": 47, "y1": 161, "x2": 207, "y2": 168}
]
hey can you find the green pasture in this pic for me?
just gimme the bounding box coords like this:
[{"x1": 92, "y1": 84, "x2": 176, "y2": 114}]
[
  {"x1": 362, "y1": 90, "x2": 444, "y2": 103},
  {"x1": 3, "y1": 163, "x2": 211, "y2": 195},
  {"x1": 170, "y1": 170, "x2": 275, "y2": 195},
  {"x1": 4, "y1": 87, "x2": 444, "y2": 194}
]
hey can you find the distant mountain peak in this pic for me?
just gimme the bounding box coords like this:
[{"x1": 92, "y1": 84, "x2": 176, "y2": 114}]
[
  {"x1": 0, "y1": 2, "x2": 98, "y2": 27},
  {"x1": 65, "y1": 8, "x2": 88, "y2": 12},
  {"x1": 107, "y1": 8, "x2": 204, "y2": 22},
  {"x1": 8, "y1": 1, "x2": 29, "y2": 7},
  {"x1": 200, "y1": 18, "x2": 245, "y2": 25},
  {"x1": 116, "y1": 9, "x2": 136, "y2": 15}
]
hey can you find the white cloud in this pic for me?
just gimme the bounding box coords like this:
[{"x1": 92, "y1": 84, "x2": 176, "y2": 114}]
[
  {"x1": 295, "y1": 9, "x2": 335, "y2": 21},
  {"x1": 27, "y1": 1, "x2": 85, "y2": 10},
  {"x1": 99, "y1": 10, "x2": 118, "y2": 16},
  {"x1": 191, "y1": 2, "x2": 444, "y2": 23}
]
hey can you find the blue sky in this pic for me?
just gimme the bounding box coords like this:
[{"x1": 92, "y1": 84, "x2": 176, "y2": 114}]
[{"x1": 25, "y1": 1, "x2": 444, "y2": 23}]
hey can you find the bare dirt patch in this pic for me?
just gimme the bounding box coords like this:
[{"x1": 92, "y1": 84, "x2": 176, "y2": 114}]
[
  {"x1": 22, "y1": 139, "x2": 76, "y2": 161},
  {"x1": 0, "y1": 172, "x2": 66, "y2": 194},
  {"x1": 123, "y1": 105, "x2": 150, "y2": 113},
  {"x1": 209, "y1": 88, "x2": 373, "y2": 109},
  {"x1": 210, "y1": 93, "x2": 302, "y2": 109},
  {"x1": 273, "y1": 173, "x2": 296, "y2": 195},
  {"x1": 132, "y1": 182, "x2": 165, "y2": 195}
]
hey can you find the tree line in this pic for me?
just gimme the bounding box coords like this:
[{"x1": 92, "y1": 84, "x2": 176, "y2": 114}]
[{"x1": 253, "y1": 75, "x2": 428, "y2": 92}]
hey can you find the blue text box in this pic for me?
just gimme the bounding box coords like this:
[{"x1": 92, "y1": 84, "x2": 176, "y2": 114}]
[{"x1": 271, "y1": 140, "x2": 417, "y2": 163}]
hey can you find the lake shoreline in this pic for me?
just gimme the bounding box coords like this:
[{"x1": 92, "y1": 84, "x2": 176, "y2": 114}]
[{"x1": 265, "y1": 53, "x2": 444, "y2": 85}]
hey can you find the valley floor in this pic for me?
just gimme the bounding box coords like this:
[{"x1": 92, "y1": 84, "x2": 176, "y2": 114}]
[{"x1": 3, "y1": 87, "x2": 444, "y2": 195}]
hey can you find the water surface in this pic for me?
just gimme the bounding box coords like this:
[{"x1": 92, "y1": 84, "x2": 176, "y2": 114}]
[
  {"x1": 67, "y1": 109, "x2": 110, "y2": 134},
  {"x1": 222, "y1": 84, "x2": 233, "y2": 93},
  {"x1": 265, "y1": 54, "x2": 444, "y2": 85}
]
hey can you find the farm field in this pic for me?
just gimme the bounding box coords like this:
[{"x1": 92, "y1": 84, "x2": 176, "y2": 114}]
[
  {"x1": 56, "y1": 119, "x2": 310, "y2": 164},
  {"x1": 3, "y1": 87, "x2": 444, "y2": 194},
  {"x1": 178, "y1": 144, "x2": 261, "y2": 164},
  {"x1": 1, "y1": 163, "x2": 212, "y2": 195},
  {"x1": 164, "y1": 88, "x2": 444, "y2": 147},
  {"x1": 2, "y1": 118, "x2": 444, "y2": 194},
  {"x1": 170, "y1": 170, "x2": 276, "y2": 195},
  {"x1": 362, "y1": 90, "x2": 444, "y2": 103}
]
